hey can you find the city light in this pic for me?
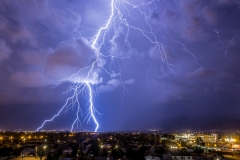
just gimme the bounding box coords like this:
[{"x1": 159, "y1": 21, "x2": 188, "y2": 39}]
[{"x1": 225, "y1": 137, "x2": 236, "y2": 142}]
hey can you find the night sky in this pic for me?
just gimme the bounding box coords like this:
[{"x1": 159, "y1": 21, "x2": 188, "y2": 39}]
[{"x1": 0, "y1": 0, "x2": 240, "y2": 131}]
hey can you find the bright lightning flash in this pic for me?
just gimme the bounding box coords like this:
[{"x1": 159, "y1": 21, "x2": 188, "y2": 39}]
[{"x1": 37, "y1": 0, "x2": 199, "y2": 132}]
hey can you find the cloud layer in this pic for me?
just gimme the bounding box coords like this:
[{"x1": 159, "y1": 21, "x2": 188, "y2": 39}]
[{"x1": 0, "y1": 0, "x2": 240, "y2": 130}]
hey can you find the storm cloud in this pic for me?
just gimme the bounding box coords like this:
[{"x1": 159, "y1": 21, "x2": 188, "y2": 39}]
[{"x1": 0, "y1": 0, "x2": 240, "y2": 131}]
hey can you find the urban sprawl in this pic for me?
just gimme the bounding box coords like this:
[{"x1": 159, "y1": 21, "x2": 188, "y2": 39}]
[{"x1": 0, "y1": 130, "x2": 240, "y2": 160}]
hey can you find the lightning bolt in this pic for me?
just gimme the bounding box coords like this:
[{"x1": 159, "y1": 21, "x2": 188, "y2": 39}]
[
  {"x1": 85, "y1": 82, "x2": 99, "y2": 132},
  {"x1": 37, "y1": 0, "x2": 115, "y2": 132},
  {"x1": 37, "y1": 0, "x2": 200, "y2": 132},
  {"x1": 214, "y1": 29, "x2": 230, "y2": 64}
]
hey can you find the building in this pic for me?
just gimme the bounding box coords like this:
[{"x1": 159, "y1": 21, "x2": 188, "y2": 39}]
[
  {"x1": 171, "y1": 152, "x2": 193, "y2": 160},
  {"x1": 174, "y1": 133, "x2": 217, "y2": 143},
  {"x1": 197, "y1": 134, "x2": 218, "y2": 143}
]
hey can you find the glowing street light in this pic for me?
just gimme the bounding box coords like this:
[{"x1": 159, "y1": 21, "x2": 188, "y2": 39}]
[{"x1": 10, "y1": 136, "x2": 13, "y2": 142}]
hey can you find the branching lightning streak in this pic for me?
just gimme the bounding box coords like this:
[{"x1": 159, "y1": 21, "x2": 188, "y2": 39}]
[
  {"x1": 37, "y1": 0, "x2": 115, "y2": 132},
  {"x1": 37, "y1": 0, "x2": 200, "y2": 132},
  {"x1": 86, "y1": 82, "x2": 99, "y2": 132},
  {"x1": 214, "y1": 29, "x2": 230, "y2": 63}
]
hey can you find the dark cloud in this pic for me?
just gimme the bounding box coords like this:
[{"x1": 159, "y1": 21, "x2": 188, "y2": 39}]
[
  {"x1": 0, "y1": 0, "x2": 240, "y2": 131},
  {"x1": 0, "y1": 39, "x2": 11, "y2": 62},
  {"x1": 186, "y1": 67, "x2": 215, "y2": 78},
  {"x1": 201, "y1": 6, "x2": 218, "y2": 26},
  {"x1": 218, "y1": 72, "x2": 235, "y2": 79},
  {"x1": 45, "y1": 38, "x2": 96, "y2": 80},
  {"x1": 151, "y1": 12, "x2": 159, "y2": 19}
]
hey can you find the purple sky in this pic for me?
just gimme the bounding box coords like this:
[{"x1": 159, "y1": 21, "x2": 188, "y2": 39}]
[{"x1": 0, "y1": 0, "x2": 240, "y2": 131}]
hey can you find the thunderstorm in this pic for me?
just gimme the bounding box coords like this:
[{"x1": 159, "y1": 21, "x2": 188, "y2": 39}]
[
  {"x1": 1, "y1": 0, "x2": 240, "y2": 132},
  {"x1": 35, "y1": 0, "x2": 230, "y2": 132},
  {"x1": 36, "y1": 0, "x2": 180, "y2": 132}
]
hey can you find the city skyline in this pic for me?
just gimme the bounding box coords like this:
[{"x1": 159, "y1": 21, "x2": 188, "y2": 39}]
[{"x1": 0, "y1": 0, "x2": 240, "y2": 131}]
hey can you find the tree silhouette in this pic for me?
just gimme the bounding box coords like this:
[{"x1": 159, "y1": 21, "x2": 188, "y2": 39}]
[
  {"x1": 37, "y1": 147, "x2": 46, "y2": 160},
  {"x1": 194, "y1": 147, "x2": 204, "y2": 155},
  {"x1": 196, "y1": 137, "x2": 205, "y2": 146}
]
